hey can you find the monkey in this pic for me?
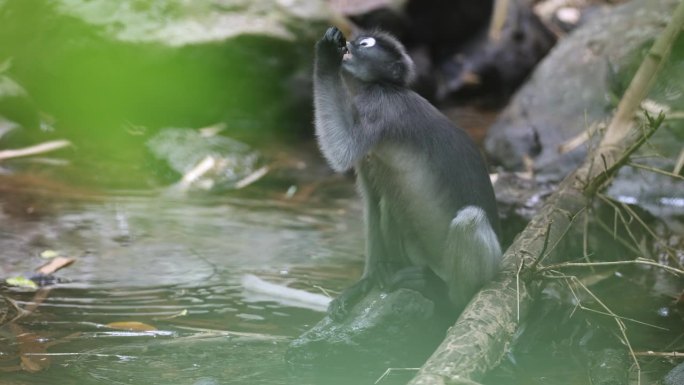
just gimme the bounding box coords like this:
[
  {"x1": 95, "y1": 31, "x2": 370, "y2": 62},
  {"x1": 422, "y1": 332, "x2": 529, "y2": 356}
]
[{"x1": 314, "y1": 27, "x2": 502, "y2": 321}]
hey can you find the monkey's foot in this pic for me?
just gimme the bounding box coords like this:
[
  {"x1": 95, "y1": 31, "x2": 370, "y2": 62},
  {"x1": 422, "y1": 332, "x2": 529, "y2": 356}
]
[
  {"x1": 328, "y1": 276, "x2": 374, "y2": 322},
  {"x1": 389, "y1": 266, "x2": 450, "y2": 311}
]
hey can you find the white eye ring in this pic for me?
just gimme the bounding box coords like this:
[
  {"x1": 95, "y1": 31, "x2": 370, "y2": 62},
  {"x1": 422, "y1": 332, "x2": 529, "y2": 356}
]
[{"x1": 358, "y1": 37, "x2": 376, "y2": 48}]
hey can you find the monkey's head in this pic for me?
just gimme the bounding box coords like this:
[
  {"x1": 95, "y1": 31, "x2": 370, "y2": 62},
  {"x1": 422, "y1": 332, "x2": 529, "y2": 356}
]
[{"x1": 341, "y1": 31, "x2": 415, "y2": 86}]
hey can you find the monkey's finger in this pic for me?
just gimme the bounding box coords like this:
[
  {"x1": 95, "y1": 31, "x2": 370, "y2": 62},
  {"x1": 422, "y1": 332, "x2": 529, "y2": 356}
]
[
  {"x1": 332, "y1": 29, "x2": 346, "y2": 47},
  {"x1": 324, "y1": 26, "x2": 340, "y2": 42}
]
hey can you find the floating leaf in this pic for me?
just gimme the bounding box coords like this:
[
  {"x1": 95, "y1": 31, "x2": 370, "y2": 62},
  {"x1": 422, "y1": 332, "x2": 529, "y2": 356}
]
[
  {"x1": 106, "y1": 321, "x2": 157, "y2": 331},
  {"x1": 39, "y1": 250, "x2": 60, "y2": 259},
  {"x1": 5, "y1": 277, "x2": 38, "y2": 289}
]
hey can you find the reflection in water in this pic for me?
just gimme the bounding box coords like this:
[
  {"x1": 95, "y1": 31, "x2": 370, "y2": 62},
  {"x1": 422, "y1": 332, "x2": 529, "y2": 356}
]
[{"x1": 0, "y1": 186, "x2": 374, "y2": 384}]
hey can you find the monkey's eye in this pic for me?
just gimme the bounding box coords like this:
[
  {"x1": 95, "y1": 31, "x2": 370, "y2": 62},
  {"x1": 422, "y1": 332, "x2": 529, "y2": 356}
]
[{"x1": 358, "y1": 37, "x2": 376, "y2": 48}]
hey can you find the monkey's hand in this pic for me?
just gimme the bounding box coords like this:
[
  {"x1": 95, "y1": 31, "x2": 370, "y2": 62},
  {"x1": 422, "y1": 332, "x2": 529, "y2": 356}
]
[
  {"x1": 315, "y1": 26, "x2": 346, "y2": 69},
  {"x1": 327, "y1": 276, "x2": 373, "y2": 322}
]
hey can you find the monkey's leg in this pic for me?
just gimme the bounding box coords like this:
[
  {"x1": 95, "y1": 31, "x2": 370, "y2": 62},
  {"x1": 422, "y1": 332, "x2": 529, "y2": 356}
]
[
  {"x1": 443, "y1": 206, "x2": 502, "y2": 310},
  {"x1": 328, "y1": 169, "x2": 393, "y2": 321}
]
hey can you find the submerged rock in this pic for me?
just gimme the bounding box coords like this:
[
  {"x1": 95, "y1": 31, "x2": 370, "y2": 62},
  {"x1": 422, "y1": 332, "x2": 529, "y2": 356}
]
[
  {"x1": 286, "y1": 288, "x2": 450, "y2": 370},
  {"x1": 147, "y1": 127, "x2": 262, "y2": 191},
  {"x1": 588, "y1": 349, "x2": 628, "y2": 385}
]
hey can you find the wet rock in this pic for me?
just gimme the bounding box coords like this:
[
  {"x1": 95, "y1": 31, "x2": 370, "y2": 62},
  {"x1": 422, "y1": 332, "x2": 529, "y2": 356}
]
[
  {"x1": 51, "y1": 0, "x2": 330, "y2": 46},
  {"x1": 485, "y1": 0, "x2": 684, "y2": 216},
  {"x1": 664, "y1": 361, "x2": 684, "y2": 385},
  {"x1": 146, "y1": 127, "x2": 262, "y2": 191},
  {"x1": 286, "y1": 288, "x2": 449, "y2": 370}
]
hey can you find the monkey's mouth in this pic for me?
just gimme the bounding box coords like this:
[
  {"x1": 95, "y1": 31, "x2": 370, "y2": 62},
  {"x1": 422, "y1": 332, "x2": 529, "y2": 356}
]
[{"x1": 342, "y1": 45, "x2": 352, "y2": 61}]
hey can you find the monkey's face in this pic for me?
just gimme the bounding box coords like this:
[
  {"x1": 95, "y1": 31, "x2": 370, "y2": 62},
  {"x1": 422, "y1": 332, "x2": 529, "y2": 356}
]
[{"x1": 341, "y1": 34, "x2": 414, "y2": 86}]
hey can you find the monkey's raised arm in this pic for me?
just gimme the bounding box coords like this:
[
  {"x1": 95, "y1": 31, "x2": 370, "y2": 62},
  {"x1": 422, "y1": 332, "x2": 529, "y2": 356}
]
[{"x1": 314, "y1": 27, "x2": 378, "y2": 172}]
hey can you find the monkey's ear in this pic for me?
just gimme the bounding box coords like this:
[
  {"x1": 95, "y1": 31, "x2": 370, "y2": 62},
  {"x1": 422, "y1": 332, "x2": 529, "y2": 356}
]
[
  {"x1": 389, "y1": 61, "x2": 410, "y2": 85},
  {"x1": 389, "y1": 62, "x2": 404, "y2": 83}
]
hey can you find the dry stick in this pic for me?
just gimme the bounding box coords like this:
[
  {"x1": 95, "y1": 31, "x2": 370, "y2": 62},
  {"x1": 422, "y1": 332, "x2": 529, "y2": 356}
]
[
  {"x1": 628, "y1": 161, "x2": 684, "y2": 181},
  {"x1": 489, "y1": 0, "x2": 510, "y2": 41},
  {"x1": 634, "y1": 351, "x2": 684, "y2": 358},
  {"x1": 0, "y1": 140, "x2": 71, "y2": 161},
  {"x1": 674, "y1": 147, "x2": 684, "y2": 174},
  {"x1": 540, "y1": 259, "x2": 684, "y2": 277},
  {"x1": 408, "y1": 2, "x2": 684, "y2": 384}
]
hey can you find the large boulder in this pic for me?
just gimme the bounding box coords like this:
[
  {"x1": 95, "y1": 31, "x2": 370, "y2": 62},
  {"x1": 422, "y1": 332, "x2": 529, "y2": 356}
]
[
  {"x1": 0, "y1": 0, "x2": 328, "y2": 143},
  {"x1": 484, "y1": 0, "x2": 684, "y2": 217}
]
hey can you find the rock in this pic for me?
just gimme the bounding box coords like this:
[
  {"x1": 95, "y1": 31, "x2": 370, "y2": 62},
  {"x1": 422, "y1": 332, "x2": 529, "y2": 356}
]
[
  {"x1": 0, "y1": 0, "x2": 328, "y2": 144},
  {"x1": 286, "y1": 288, "x2": 450, "y2": 370},
  {"x1": 146, "y1": 126, "x2": 262, "y2": 191},
  {"x1": 664, "y1": 361, "x2": 684, "y2": 385},
  {"x1": 485, "y1": 0, "x2": 684, "y2": 217},
  {"x1": 49, "y1": 0, "x2": 330, "y2": 46}
]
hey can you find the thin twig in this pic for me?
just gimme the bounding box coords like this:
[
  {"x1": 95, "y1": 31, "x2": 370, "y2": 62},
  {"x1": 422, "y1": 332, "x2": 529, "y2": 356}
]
[
  {"x1": 597, "y1": 194, "x2": 645, "y2": 254},
  {"x1": 674, "y1": 147, "x2": 684, "y2": 175},
  {"x1": 619, "y1": 200, "x2": 680, "y2": 266},
  {"x1": 581, "y1": 209, "x2": 595, "y2": 269},
  {"x1": 374, "y1": 368, "x2": 420, "y2": 384},
  {"x1": 516, "y1": 259, "x2": 524, "y2": 322},
  {"x1": 0, "y1": 140, "x2": 72, "y2": 161},
  {"x1": 634, "y1": 351, "x2": 684, "y2": 358},
  {"x1": 527, "y1": 208, "x2": 586, "y2": 274},
  {"x1": 593, "y1": 215, "x2": 642, "y2": 255},
  {"x1": 627, "y1": 161, "x2": 684, "y2": 181},
  {"x1": 561, "y1": 275, "x2": 642, "y2": 379},
  {"x1": 539, "y1": 258, "x2": 683, "y2": 276},
  {"x1": 529, "y1": 221, "x2": 553, "y2": 272}
]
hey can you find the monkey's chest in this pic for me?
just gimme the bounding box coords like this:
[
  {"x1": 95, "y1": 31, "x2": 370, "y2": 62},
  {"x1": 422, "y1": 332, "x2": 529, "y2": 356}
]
[{"x1": 363, "y1": 146, "x2": 450, "y2": 261}]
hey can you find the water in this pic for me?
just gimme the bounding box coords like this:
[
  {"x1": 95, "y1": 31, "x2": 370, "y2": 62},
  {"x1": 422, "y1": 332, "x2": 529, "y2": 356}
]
[
  {"x1": 1, "y1": 147, "x2": 682, "y2": 385},
  {"x1": 0, "y1": 178, "x2": 375, "y2": 385}
]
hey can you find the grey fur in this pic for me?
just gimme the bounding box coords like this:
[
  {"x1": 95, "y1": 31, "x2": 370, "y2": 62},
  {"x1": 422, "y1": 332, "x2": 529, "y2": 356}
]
[
  {"x1": 444, "y1": 206, "x2": 502, "y2": 308},
  {"x1": 314, "y1": 27, "x2": 501, "y2": 316}
]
